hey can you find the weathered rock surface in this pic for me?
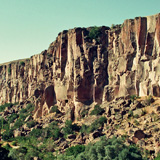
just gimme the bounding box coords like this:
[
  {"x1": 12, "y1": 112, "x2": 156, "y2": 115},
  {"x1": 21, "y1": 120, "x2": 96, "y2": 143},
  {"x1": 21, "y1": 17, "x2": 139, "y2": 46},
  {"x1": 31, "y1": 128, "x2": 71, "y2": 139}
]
[{"x1": 0, "y1": 13, "x2": 160, "y2": 120}]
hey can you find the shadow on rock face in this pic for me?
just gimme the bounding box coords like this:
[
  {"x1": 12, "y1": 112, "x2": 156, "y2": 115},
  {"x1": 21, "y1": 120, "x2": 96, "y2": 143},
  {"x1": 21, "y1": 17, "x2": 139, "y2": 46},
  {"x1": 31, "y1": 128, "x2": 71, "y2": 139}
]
[
  {"x1": 45, "y1": 85, "x2": 57, "y2": 108},
  {"x1": 34, "y1": 89, "x2": 43, "y2": 98}
]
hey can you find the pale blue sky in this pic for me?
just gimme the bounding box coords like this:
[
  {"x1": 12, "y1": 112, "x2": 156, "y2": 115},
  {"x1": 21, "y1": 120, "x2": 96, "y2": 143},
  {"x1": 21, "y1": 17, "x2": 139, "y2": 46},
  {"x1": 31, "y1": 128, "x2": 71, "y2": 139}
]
[{"x1": 0, "y1": 0, "x2": 160, "y2": 64}]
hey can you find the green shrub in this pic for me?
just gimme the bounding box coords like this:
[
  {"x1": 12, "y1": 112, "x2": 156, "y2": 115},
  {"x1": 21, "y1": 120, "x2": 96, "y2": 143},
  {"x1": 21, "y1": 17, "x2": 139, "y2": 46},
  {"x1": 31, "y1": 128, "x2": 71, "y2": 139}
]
[
  {"x1": 2, "y1": 129, "x2": 14, "y2": 141},
  {"x1": 11, "y1": 141, "x2": 17, "y2": 146},
  {"x1": 53, "y1": 127, "x2": 61, "y2": 140},
  {"x1": 3, "y1": 143, "x2": 11, "y2": 151},
  {"x1": 111, "y1": 24, "x2": 116, "y2": 29},
  {"x1": 128, "y1": 110, "x2": 133, "y2": 117},
  {"x1": 19, "y1": 61, "x2": 25, "y2": 66},
  {"x1": 115, "y1": 124, "x2": 120, "y2": 129},
  {"x1": 48, "y1": 121, "x2": 58, "y2": 128},
  {"x1": 134, "y1": 114, "x2": 139, "y2": 118},
  {"x1": 90, "y1": 105, "x2": 105, "y2": 115},
  {"x1": 0, "y1": 117, "x2": 7, "y2": 130},
  {"x1": 29, "y1": 128, "x2": 42, "y2": 138},
  {"x1": 80, "y1": 116, "x2": 107, "y2": 134},
  {"x1": 8, "y1": 135, "x2": 57, "y2": 160},
  {"x1": 3, "y1": 123, "x2": 10, "y2": 131},
  {"x1": 130, "y1": 95, "x2": 137, "y2": 103},
  {"x1": 42, "y1": 126, "x2": 61, "y2": 140},
  {"x1": 134, "y1": 120, "x2": 139, "y2": 126},
  {"x1": 98, "y1": 116, "x2": 107, "y2": 124},
  {"x1": 65, "y1": 145, "x2": 85, "y2": 157},
  {"x1": 88, "y1": 123, "x2": 99, "y2": 133},
  {"x1": 26, "y1": 103, "x2": 35, "y2": 112},
  {"x1": 8, "y1": 147, "x2": 28, "y2": 160},
  {"x1": 62, "y1": 120, "x2": 73, "y2": 136},
  {"x1": 43, "y1": 152, "x2": 55, "y2": 160},
  {"x1": 62, "y1": 120, "x2": 80, "y2": 137},
  {"x1": 88, "y1": 26, "x2": 101, "y2": 41},
  {"x1": 8, "y1": 113, "x2": 19, "y2": 123},
  {"x1": 50, "y1": 105, "x2": 60, "y2": 114},
  {"x1": 0, "y1": 103, "x2": 13, "y2": 112},
  {"x1": 19, "y1": 113, "x2": 28, "y2": 121},
  {"x1": 24, "y1": 147, "x2": 40, "y2": 160},
  {"x1": 154, "y1": 154, "x2": 160, "y2": 160},
  {"x1": 27, "y1": 120, "x2": 36, "y2": 128},
  {"x1": 27, "y1": 121, "x2": 61, "y2": 140},
  {"x1": 58, "y1": 137, "x2": 143, "y2": 160},
  {"x1": 121, "y1": 24, "x2": 124, "y2": 28},
  {"x1": 20, "y1": 108, "x2": 27, "y2": 114},
  {"x1": 13, "y1": 118, "x2": 24, "y2": 129},
  {"x1": 80, "y1": 124, "x2": 89, "y2": 134},
  {"x1": 8, "y1": 67, "x2": 11, "y2": 74}
]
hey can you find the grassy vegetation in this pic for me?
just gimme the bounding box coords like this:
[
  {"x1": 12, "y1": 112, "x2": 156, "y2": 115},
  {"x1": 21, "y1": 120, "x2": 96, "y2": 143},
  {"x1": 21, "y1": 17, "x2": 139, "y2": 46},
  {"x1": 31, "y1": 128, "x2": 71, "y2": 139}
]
[
  {"x1": 62, "y1": 120, "x2": 79, "y2": 137},
  {"x1": 0, "y1": 103, "x2": 14, "y2": 112},
  {"x1": 130, "y1": 95, "x2": 137, "y2": 103},
  {"x1": 8, "y1": 113, "x2": 19, "y2": 123},
  {"x1": 0, "y1": 108, "x2": 154, "y2": 160},
  {"x1": 50, "y1": 105, "x2": 60, "y2": 114},
  {"x1": 0, "y1": 103, "x2": 35, "y2": 141},
  {"x1": 134, "y1": 120, "x2": 140, "y2": 126},
  {"x1": 0, "y1": 97, "x2": 159, "y2": 159},
  {"x1": 0, "y1": 115, "x2": 108, "y2": 159},
  {"x1": 154, "y1": 154, "x2": 160, "y2": 160},
  {"x1": 1, "y1": 121, "x2": 61, "y2": 159},
  {"x1": 65, "y1": 145, "x2": 85, "y2": 157},
  {"x1": 26, "y1": 120, "x2": 36, "y2": 128},
  {"x1": 90, "y1": 105, "x2": 105, "y2": 116},
  {"x1": 5, "y1": 136, "x2": 140, "y2": 160},
  {"x1": 80, "y1": 116, "x2": 107, "y2": 134}
]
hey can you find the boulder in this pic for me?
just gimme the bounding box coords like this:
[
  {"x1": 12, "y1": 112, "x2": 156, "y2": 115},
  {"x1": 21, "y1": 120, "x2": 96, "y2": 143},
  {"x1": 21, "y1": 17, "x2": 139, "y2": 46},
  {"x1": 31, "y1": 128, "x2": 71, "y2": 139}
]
[{"x1": 134, "y1": 130, "x2": 146, "y2": 140}]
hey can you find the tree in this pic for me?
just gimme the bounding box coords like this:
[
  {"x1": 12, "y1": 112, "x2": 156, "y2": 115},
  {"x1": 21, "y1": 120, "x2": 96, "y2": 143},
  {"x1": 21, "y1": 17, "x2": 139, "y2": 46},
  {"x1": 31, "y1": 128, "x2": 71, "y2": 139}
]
[{"x1": 88, "y1": 26, "x2": 101, "y2": 41}]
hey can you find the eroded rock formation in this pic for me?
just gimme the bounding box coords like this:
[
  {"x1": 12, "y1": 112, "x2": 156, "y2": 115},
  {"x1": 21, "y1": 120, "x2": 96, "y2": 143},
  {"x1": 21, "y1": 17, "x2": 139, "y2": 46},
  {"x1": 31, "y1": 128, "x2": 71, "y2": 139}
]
[{"x1": 0, "y1": 13, "x2": 160, "y2": 119}]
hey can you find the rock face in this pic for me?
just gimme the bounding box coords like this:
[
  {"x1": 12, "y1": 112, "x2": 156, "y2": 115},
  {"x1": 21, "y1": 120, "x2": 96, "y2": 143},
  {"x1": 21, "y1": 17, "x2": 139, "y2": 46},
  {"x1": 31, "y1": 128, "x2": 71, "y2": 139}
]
[{"x1": 0, "y1": 13, "x2": 160, "y2": 119}]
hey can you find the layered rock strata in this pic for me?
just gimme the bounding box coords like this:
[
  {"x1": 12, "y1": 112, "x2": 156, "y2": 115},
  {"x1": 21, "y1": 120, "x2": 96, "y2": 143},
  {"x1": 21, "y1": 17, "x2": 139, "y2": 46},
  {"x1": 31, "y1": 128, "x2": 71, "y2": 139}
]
[{"x1": 0, "y1": 13, "x2": 160, "y2": 119}]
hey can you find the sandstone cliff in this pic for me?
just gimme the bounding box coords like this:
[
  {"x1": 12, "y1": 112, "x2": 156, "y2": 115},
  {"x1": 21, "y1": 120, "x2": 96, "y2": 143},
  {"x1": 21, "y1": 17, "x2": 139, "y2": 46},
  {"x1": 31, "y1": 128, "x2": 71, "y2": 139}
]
[{"x1": 0, "y1": 13, "x2": 160, "y2": 119}]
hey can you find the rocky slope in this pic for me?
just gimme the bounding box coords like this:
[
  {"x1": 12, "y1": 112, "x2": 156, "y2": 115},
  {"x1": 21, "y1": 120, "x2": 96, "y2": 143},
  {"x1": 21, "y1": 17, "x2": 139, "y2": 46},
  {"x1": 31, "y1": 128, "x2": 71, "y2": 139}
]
[{"x1": 0, "y1": 95, "x2": 160, "y2": 159}]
